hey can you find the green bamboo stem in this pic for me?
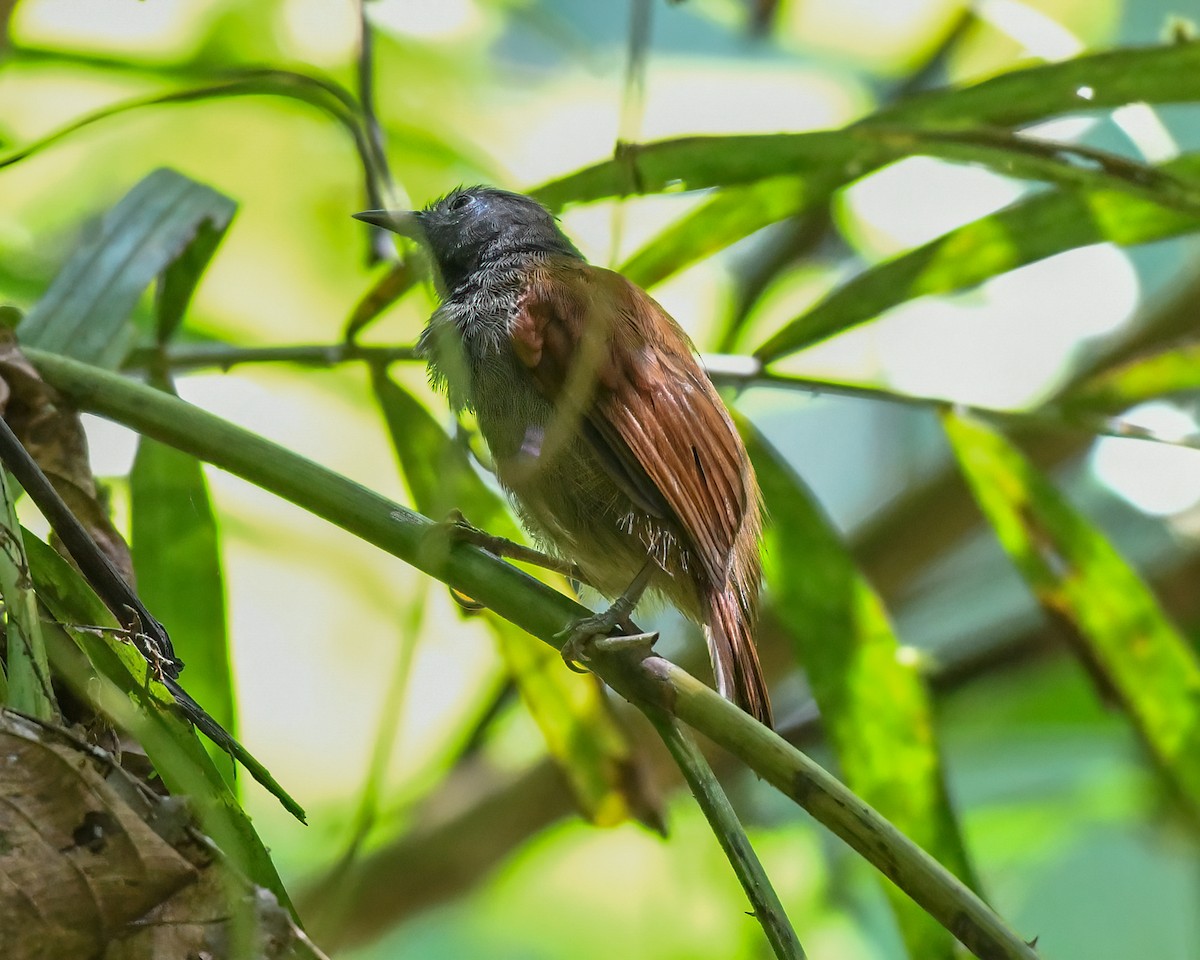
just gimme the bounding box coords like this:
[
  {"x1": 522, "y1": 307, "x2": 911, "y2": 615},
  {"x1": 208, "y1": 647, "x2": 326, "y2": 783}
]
[
  {"x1": 648, "y1": 710, "x2": 806, "y2": 960},
  {"x1": 29, "y1": 349, "x2": 1039, "y2": 960},
  {"x1": 618, "y1": 656, "x2": 1037, "y2": 960}
]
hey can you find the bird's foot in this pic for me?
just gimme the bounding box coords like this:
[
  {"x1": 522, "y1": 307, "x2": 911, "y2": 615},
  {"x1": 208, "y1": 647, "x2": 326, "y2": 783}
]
[
  {"x1": 418, "y1": 510, "x2": 509, "y2": 611},
  {"x1": 557, "y1": 606, "x2": 657, "y2": 673},
  {"x1": 433, "y1": 509, "x2": 512, "y2": 556},
  {"x1": 427, "y1": 510, "x2": 587, "y2": 583}
]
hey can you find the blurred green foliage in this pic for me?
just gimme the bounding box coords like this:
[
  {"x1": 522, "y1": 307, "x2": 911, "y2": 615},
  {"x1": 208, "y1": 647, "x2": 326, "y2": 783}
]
[{"x1": 4, "y1": 0, "x2": 1200, "y2": 958}]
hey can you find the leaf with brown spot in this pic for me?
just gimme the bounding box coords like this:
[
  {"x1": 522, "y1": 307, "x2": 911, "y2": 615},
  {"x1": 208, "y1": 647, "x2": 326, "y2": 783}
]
[{"x1": 0, "y1": 710, "x2": 326, "y2": 960}]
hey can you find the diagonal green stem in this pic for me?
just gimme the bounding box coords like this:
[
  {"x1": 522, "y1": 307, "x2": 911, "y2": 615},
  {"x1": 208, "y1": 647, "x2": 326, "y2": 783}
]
[
  {"x1": 28, "y1": 348, "x2": 1038, "y2": 960},
  {"x1": 619, "y1": 656, "x2": 1037, "y2": 960},
  {"x1": 648, "y1": 709, "x2": 806, "y2": 960}
]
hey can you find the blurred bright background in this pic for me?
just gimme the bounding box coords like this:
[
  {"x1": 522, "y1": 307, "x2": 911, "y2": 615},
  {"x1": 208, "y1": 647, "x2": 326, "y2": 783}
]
[{"x1": 4, "y1": 0, "x2": 1200, "y2": 957}]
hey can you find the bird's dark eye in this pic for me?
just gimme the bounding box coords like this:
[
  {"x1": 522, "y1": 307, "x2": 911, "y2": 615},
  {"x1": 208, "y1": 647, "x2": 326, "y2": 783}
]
[{"x1": 449, "y1": 193, "x2": 472, "y2": 211}]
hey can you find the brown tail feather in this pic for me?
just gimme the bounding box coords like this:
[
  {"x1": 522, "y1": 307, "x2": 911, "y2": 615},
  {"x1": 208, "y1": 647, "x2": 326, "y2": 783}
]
[{"x1": 704, "y1": 587, "x2": 772, "y2": 728}]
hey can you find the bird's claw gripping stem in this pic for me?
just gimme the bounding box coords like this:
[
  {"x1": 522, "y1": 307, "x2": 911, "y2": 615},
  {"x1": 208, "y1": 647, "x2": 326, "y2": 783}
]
[{"x1": 557, "y1": 561, "x2": 657, "y2": 670}]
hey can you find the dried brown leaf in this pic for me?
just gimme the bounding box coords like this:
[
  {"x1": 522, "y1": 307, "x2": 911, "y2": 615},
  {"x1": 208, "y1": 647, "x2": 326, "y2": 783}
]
[
  {"x1": 0, "y1": 710, "x2": 325, "y2": 960},
  {"x1": 0, "y1": 332, "x2": 134, "y2": 583}
]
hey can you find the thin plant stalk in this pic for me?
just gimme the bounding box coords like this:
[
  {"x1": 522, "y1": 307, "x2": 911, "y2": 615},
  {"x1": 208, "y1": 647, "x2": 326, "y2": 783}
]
[{"x1": 648, "y1": 708, "x2": 806, "y2": 960}]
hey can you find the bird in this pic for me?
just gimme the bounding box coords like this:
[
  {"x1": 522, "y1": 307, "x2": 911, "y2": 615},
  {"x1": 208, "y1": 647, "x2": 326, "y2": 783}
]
[{"x1": 354, "y1": 186, "x2": 772, "y2": 727}]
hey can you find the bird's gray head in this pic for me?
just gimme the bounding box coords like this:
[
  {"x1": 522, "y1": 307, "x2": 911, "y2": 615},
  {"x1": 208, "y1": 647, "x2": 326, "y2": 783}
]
[{"x1": 354, "y1": 186, "x2": 580, "y2": 293}]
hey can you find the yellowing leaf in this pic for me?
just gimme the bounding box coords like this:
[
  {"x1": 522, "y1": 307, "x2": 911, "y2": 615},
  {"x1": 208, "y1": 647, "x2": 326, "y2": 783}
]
[
  {"x1": 944, "y1": 412, "x2": 1200, "y2": 809},
  {"x1": 745, "y1": 421, "x2": 977, "y2": 959}
]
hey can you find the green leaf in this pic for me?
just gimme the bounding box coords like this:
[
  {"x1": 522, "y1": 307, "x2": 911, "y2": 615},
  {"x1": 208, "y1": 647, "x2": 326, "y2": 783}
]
[
  {"x1": 155, "y1": 213, "x2": 230, "y2": 344},
  {"x1": 619, "y1": 177, "x2": 813, "y2": 290},
  {"x1": 1060, "y1": 342, "x2": 1200, "y2": 412},
  {"x1": 744, "y1": 421, "x2": 977, "y2": 958},
  {"x1": 131, "y1": 375, "x2": 236, "y2": 784},
  {"x1": 535, "y1": 125, "x2": 1200, "y2": 216},
  {"x1": 0, "y1": 471, "x2": 56, "y2": 720},
  {"x1": 868, "y1": 40, "x2": 1200, "y2": 128},
  {"x1": 755, "y1": 152, "x2": 1200, "y2": 361},
  {"x1": 488, "y1": 614, "x2": 643, "y2": 827},
  {"x1": 534, "y1": 42, "x2": 1200, "y2": 210},
  {"x1": 17, "y1": 169, "x2": 236, "y2": 369},
  {"x1": 344, "y1": 260, "x2": 423, "y2": 341},
  {"x1": 943, "y1": 412, "x2": 1200, "y2": 812},
  {"x1": 23, "y1": 531, "x2": 295, "y2": 910},
  {"x1": 370, "y1": 368, "x2": 651, "y2": 827},
  {"x1": 372, "y1": 370, "x2": 513, "y2": 540},
  {"x1": 531, "y1": 44, "x2": 1200, "y2": 322}
]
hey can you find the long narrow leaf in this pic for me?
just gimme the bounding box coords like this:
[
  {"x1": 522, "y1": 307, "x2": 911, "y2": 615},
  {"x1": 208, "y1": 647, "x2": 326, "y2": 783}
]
[
  {"x1": 535, "y1": 125, "x2": 1200, "y2": 216},
  {"x1": 619, "y1": 176, "x2": 815, "y2": 289},
  {"x1": 133, "y1": 215, "x2": 239, "y2": 778},
  {"x1": 745, "y1": 422, "x2": 977, "y2": 958},
  {"x1": 531, "y1": 43, "x2": 1200, "y2": 325},
  {"x1": 131, "y1": 384, "x2": 237, "y2": 783},
  {"x1": 18, "y1": 169, "x2": 235, "y2": 369},
  {"x1": 534, "y1": 42, "x2": 1200, "y2": 209},
  {"x1": 944, "y1": 412, "x2": 1200, "y2": 811},
  {"x1": 755, "y1": 151, "x2": 1200, "y2": 360},
  {"x1": 370, "y1": 368, "x2": 653, "y2": 828},
  {"x1": 868, "y1": 40, "x2": 1200, "y2": 128},
  {"x1": 1060, "y1": 342, "x2": 1200, "y2": 411},
  {"x1": 23, "y1": 531, "x2": 296, "y2": 907}
]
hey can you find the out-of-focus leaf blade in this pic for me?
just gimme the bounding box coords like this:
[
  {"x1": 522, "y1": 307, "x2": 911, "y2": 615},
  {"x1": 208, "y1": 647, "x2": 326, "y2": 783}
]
[
  {"x1": 156, "y1": 216, "x2": 228, "y2": 343},
  {"x1": 869, "y1": 40, "x2": 1200, "y2": 128},
  {"x1": 370, "y1": 368, "x2": 654, "y2": 827},
  {"x1": 372, "y1": 370, "x2": 513, "y2": 538},
  {"x1": 755, "y1": 152, "x2": 1200, "y2": 361},
  {"x1": 534, "y1": 42, "x2": 1200, "y2": 209},
  {"x1": 344, "y1": 259, "x2": 423, "y2": 341},
  {"x1": 23, "y1": 531, "x2": 295, "y2": 908},
  {"x1": 17, "y1": 169, "x2": 235, "y2": 369},
  {"x1": 535, "y1": 126, "x2": 1200, "y2": 216},
  {"x1": 533, "y1": 44, "x2": 1200, "y2": 359},
  {"x1": 619, "y1": 177, "x2": 814, "y2": 290},
  {"x1": 488, "y1": 614, "x2": 641, "y2": 827},
  {"x1": 943, "y1": 412, "x2": 1200, "y2": 811},
  {"x1": 131, "y1": 376, "x2": 236, "y2": 784},
  {"x1": 1060, "y1": 342, "x2": 1200, "y2": 412},
  {"x1": 534, "y1": 44, "x2": 1200, "y2": 324},
  {"x1": 744, "y1": 421, "x2": 977, "y2": 957}
]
